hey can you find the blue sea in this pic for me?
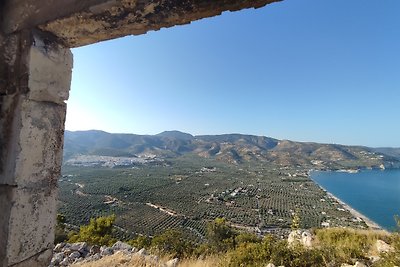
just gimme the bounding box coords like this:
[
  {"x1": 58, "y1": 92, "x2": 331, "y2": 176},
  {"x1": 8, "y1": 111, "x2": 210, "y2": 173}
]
[{"x1": 311, "y1": 169, "x2": 400, "y2": 231}]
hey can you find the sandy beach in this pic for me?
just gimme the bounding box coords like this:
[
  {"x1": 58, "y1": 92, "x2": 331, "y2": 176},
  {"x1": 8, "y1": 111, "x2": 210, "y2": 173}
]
[{"x1": 324, "y1": 191, "x2": 384, "y2": 231}]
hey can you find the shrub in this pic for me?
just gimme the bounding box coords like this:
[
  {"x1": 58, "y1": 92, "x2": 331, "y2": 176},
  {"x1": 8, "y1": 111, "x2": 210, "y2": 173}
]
[
  {"x1": 128, "y1": 235, "x2": 152, "y2": 249},
  {"x1": 150, "y1": 229, "x2": 193, "y2": 258},
  {"x1": 54, "y1": 213, "x2": 68, "y2": 244},
  {"x1": 68, "y1": 214, "x2": 117, "y2": 246},
  {"x1": 206, "y1": 218, "x2": 237, "y2": 252}
]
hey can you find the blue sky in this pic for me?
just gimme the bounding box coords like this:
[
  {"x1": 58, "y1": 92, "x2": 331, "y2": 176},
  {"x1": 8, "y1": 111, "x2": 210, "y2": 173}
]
[{"x1": 66, "y1": 0, "x2": 400, "y2": 147}]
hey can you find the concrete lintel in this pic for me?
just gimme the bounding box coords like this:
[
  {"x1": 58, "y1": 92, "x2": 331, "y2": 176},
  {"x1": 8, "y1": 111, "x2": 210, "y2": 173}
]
[
  {"x1": 2, "y1": 0, "x2": 111, "y2": 34},
  {"x1": 3, "y1": 0, "x2": 282, "y2": 48}
]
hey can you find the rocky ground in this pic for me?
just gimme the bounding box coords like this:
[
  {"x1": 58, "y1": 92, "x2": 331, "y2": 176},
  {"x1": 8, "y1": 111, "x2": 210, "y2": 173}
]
[
  {"x1": 49, "y1": 229, "x2": 395, "y2": 267},
  {"x1": 49, "y1": 241, "x2": 178, "y2": 267}
]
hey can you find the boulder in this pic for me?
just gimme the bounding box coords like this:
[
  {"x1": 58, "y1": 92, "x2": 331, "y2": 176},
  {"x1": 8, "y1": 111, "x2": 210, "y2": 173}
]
[
  {"x1": 59, "y1": 257, "x2": 71, "y2": 266},
  {"x1": 376, "y1": 240, "x2": 394, "y2": 254},
  {"x1": 112, "y1": 241, "x2": 133, "y2": 251},
  {"x1": 69, "y1": 242, "x2": 88, "y2": 253},
  {"x1": 288, "y1": 230, "x2": 314, "y2": 248},
  {"x1": 50, "y1": 252, "x2": 65, "y2": 265},
  {"x1": 354, "y1": 262, "x2": 367, "y2": 267},
  {"x1": 165, "y1": 258, "x2": 179, "y2": 267},
  {"x1": 151, "y1": 255, "x2": 159, "y2": 262},
  {"x1": 69, "y1": 251, "x2": 81, "y2": 260},
  {"x1": 287, "y1": 230, "x2": 302, "y2": 246},
  {"x1": 100, "y1": 247, "x2": 114, "y2": 256},
  {"x1": 54, "y1": 242, "x2": 66, "y2": 253},
  {"x1": 137, "y1": 248, "x2": 148, "y2": 256},
  {"x1": 85, "y1": 253, "x2": 101, "y2": 262},
  {"x1": 341, "y1": 262, "x2": 367, "y2": 267},
  {"x1": 90, "y1": 245, "x2": 101, "y2": 255},
  {"x1": 301, "y1": 230, "x2": 313, "y2": 248}
]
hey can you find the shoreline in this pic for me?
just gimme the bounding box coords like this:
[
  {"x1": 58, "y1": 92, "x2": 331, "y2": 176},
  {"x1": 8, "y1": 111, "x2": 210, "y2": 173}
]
[
  {"x1": 324, "y1": 190, "x2": 384, "y2": 231},
  {"x1": 308, "y1": 170, "x2": 386, "y2": 231}
]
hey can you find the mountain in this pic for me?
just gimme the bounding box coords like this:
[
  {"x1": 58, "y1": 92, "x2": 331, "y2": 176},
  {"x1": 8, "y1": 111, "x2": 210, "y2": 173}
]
[
  {"x1": 156, "y1": 130, "x2": 194, "y2": 140},
  {"x1": 63, "y1": 130, "x2": 400, "y2": 170},
  {"x1": 372, "y1": 147, "x2": 400, "y2": 159}
]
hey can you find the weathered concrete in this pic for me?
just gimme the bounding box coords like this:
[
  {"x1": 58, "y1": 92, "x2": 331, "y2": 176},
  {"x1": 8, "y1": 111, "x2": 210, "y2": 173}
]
[
  {"x1": 3, "y1": 0, "x2": 282, "y2": 47},
  {"x1": 0, "y1": 31, "x2": 72, "y2": 266}
]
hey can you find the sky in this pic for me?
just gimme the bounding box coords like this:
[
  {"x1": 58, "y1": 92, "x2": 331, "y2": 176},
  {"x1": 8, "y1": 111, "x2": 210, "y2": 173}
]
[{"x1": 65, "y1": 0, "x2": 400, "y2": 148}]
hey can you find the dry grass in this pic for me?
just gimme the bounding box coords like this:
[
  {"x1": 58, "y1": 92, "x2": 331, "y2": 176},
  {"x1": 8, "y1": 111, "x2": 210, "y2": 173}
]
[
  {"x1": 71, "y1": 251, "x2": 163, "y2": 267},
  {"x1": 176, "y1": 257, "x2": 220, "y2": 267},
  {"x1": 71, "y1": 251, "x2": 220, "y2": 267}
]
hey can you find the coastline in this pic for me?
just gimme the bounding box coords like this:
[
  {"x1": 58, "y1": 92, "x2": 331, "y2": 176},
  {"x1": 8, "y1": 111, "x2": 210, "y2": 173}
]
[
  {"x1": 324, "y1": 190, "x2": 384, "y2": 231},
  {"x1": 309, "y1": 170, "x2": 386, "y2": 232}
]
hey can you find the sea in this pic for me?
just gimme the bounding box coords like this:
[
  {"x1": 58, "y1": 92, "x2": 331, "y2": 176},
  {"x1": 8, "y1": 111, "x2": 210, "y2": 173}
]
[{"x1": 311, "y1": 169, "x2": 400, "y2": 231}]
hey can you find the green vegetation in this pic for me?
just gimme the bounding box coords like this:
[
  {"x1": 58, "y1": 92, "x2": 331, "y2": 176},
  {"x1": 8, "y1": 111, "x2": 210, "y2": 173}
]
[
  {"x1": 59, "y1": 156, "x2": 367, "y2": 241},
  {"x1": 59, "y1": 131, "x2": 400, "y2": 266},
  {"x1": 55, "y1": 213, "x2": 68, "y2": 244},
  {"x1": 68, "y1": 215, "x2": 117, "y2": 246},
  {"x1": 61, "y1": 216, "x2": 400, "y2": 267},
  {"x1": 150, "y1": 229, "x2": 193, "y2": 258}
]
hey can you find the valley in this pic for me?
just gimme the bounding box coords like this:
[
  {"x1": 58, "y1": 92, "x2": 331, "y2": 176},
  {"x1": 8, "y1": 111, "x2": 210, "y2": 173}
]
[{"x1": 59, "y1": 130, "x2": 400, "y2": 241}]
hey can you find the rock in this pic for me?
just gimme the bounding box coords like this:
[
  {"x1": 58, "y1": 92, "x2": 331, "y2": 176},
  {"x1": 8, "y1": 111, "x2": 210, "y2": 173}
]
[
  {"x1": 59, "y1": 257, "x2": 71, "y2": 266},
  {"x1": 151, "y1": 255, "x2": 159, "y2": 262},
  {"x1": 70, "y1": 242, "x2": 88, "y2": 253},
  {"x1": 341, "y1": 262, "x2": 367, "y2": 267},
  {"x1": 266, "y1": 263, "x2": 275, "y2": 267},
  {"x1": 165, "y1": 258, "x2": 179, "y2": 267},
  {"x1": 54, "y1": 242, "x2": 66, "y2": 253},
  {"x1": 369, "y1": 255, "x2": 381, "y2": 263},
  {"x1": 287, "y1": 230, "x2": 302, "y2": 246},
  {"x1": 112, "y1": 241, "x2": 133, "y2": 251},
  {"x1": 62, "y1": 248, "x2": 73, "y2": 256},
  {"x1": 50, "y1": 252, "x2": 65, "y2": 265},
  {"x1": 69, "y1": 251, "x2": 81, "y2": 260},
  {"x1": 354, "y1": 262, "x2": 367, "y2": 267},
  {"x1": 85, "y1": 253, "x2": 101, "y2": 262},
  {"x1": 90, "y1": 245, "x2": 101, "y2": 255},
  {"x1": 301, "y1": 230, "x2": 313, "y2": 248},
  {"x1": 137, "y1": 248, "x2": 148, "y2": 256},
  {"x1": 376, "y1": 240, "x2": 394, "y2": 253},
  {"x1": 288, "y1": 230, "x2": 313, "y2": 248},
  {"x1": 100, "y1": 247, "x2": 114, "y2": 256}
]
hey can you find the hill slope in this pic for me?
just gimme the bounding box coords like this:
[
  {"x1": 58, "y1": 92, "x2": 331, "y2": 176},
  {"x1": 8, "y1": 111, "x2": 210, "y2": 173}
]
[{"x1": 63, "y1": 130, "x2": 400, "y2": 170}]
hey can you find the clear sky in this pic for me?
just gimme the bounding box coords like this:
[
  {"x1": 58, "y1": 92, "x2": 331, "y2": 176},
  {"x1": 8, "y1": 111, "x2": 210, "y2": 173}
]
[{"x1": 65, "y1": 0, "x2": 400, "y2": 147}]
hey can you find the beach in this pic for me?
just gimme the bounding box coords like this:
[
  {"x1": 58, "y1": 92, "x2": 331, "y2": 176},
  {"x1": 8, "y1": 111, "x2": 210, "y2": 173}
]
[{"x1": 325, "y1": 191, "x2": 384, "y2": 231}]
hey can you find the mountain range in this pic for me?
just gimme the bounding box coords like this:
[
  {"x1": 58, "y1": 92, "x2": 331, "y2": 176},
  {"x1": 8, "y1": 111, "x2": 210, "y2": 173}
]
[{"x1": 63, "y1": 130, "x2": 400, "y2": 170}]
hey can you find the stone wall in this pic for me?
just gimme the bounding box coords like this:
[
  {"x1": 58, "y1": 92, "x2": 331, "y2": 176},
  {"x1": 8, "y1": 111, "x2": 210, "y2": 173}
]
[{"x1": 0, "y1": 31, "x2": 72, "y2": 267}]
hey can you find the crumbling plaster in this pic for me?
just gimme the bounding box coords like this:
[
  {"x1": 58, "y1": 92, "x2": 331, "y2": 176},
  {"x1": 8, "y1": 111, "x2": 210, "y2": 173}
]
[{"x1": 3, "y1": 0, "x2": 282, "y2": 47}]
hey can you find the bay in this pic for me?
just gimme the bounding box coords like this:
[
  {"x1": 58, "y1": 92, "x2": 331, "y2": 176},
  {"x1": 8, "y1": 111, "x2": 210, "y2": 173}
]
[{"x1": 311, "y1": 169, "x2": 400, "y2": 231}]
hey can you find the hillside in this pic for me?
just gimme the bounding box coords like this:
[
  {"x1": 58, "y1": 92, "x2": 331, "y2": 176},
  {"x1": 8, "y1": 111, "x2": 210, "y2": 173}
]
[
  {"x1": 59, "y1": 131, "x2": 400, "y2": 259},
  {"x1": 63, "y1": 130, "x2": 400, "y2": 170}
]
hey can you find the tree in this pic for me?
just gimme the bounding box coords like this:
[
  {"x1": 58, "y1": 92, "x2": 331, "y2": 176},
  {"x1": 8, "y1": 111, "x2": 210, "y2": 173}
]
[
  {"x1": 206, "y1": 218, "x2": 237, "y2": 251},
  {"x1": 54, "y1": 213, "x2": 68, "y2": 244},
  {"x1": 68, "y1": 214, "x2": 117, "y2": 246},
  {"x1": 151, "y1": 229, "x2": 193, "y2": 258},
  {"x1": 291, "y1": 210, "x2": 301, "y2": 230}
]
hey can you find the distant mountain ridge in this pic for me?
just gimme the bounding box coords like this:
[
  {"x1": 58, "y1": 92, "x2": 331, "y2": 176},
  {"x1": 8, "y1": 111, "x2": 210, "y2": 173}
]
[{"x1": 63, "y1": 130, "x2": 400, "y2": 170}]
